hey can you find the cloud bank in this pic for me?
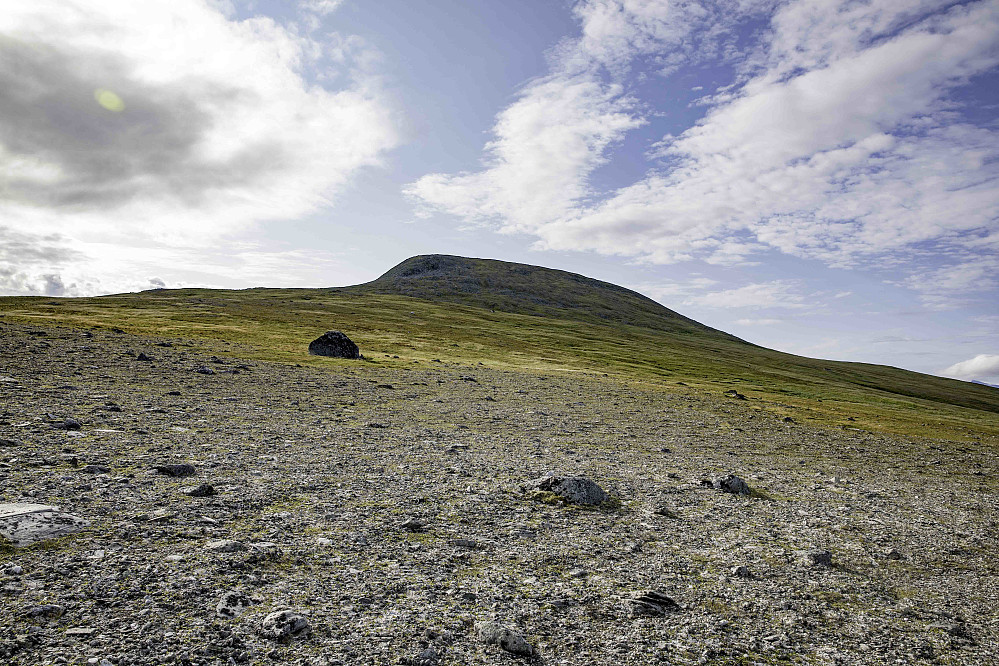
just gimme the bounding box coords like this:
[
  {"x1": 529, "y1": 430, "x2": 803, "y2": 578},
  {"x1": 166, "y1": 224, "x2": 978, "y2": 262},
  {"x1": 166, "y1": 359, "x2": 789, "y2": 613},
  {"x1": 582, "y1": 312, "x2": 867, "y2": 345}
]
[
  {"x1": 0, "y1": 0, "x2": 398, "y2": 294},
  {"x1": 407, "y1": 0, "x2": 999, "y2": 300},
  {"x1": 942, "y1": 354, "x2": 999, "y2": 381}
]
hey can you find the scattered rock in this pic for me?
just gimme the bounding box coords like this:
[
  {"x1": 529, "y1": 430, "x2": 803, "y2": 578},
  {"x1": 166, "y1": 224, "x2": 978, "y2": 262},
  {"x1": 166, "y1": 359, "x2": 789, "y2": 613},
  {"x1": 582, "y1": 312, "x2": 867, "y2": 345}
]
[
  {"x1": 0, "y1": 504, "x2": 89, "y2": 546},
  {"x1": 259, "y1": 609, "x2": 312, "y2": 641},
  {"x1": 628, "y1": 590, "x2": 680, "y2": 616},
  {"x1": 154, "y1": 464, "x2": 196, "y2": 477},
  {"x1": 308, "y1": 331, "x2": 360, "y2": 359},
  {"x1": 731, "y1": 565, "x2": 752, "y2": 578},
  {"x1": 80, "y1": 464, "x2": 110, "y2": 474},
  {"x1": 476, "y1": 621, "x2": 534, "y2": 657},
  {"x1": 4, "y1": 564, "x2": 23, "y2": 576},
  {"x1": 193, "y1": 366, "x2": 215, "y2": 375},
  {"x1": 413, "y1": 645, "x2": 440, "y2": 666},
  {"x1": 524, "y1": 474, "x2": 610, "y2": 506},
  {"x1": 703, "y1": 474, "x2": 751, "y2": 495},
  {"x1": 184, "y1": 483, "x2": 216, "y2": 497},
  {"x1": 136, "y1": 352, "x2": 154, "y2": 362},
  {"x1": 885, "y1": 548, "x2": 904, "y2": 560},
  {"x1": 0, "y1": 439, "x2": 20, "y2": 447}
]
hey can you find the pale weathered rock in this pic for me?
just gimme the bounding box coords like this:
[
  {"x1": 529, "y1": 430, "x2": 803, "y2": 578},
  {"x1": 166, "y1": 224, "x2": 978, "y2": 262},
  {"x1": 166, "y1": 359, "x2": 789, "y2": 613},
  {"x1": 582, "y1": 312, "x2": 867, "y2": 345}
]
[
  {"x1": 476, "y1": 621, "x2": 533, "y2": 657},
  {"x1": 260, "y1": 609, "x2": 312, "y2": 640},
  {"x1": 0, "y1": 504, "x2": 88, "y2": 546}
]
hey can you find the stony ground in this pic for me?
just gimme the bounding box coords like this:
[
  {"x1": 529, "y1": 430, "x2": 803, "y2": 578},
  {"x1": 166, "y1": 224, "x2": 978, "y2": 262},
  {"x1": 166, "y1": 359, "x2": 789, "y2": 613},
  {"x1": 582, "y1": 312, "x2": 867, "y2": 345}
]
[{"x1": 1, "y1": 323, "x2": 997, "y2": 666}]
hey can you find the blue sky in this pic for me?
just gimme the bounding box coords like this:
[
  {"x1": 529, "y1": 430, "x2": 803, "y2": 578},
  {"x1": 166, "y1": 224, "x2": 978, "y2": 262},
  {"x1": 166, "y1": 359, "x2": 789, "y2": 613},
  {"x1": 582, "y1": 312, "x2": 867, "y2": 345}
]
[{"x1": 1, "y1": 0, "x2": 997, "y2": 382}]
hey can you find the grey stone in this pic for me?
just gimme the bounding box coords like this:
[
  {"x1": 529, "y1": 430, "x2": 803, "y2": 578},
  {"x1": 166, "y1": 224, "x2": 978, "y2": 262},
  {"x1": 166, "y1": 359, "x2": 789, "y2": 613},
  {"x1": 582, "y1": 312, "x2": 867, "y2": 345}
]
[
  {"x1": 25, "y1": 604, "x2": 64, "y2": 619},
  {"x1": 194, "y1": 365, "x2": 215, "y2": 375},
  {"x1": 308, "y1": 331, "x2": 360, "y2": 359},
  {"x1": 54, "y1": 417, "x2": 82, "y2": 431},
  {"x1": 205, "y1": 539, "x2": 246, "y2": 553},
  {"x1": 184, "y1": 483, "x2": 215, "y2": 497},
  {"x1": 154, "y1": 464, "x2": 195, "y2": 477},
  {"x1": 216, "y1": 590, "x2": 253, "y2": 618},
  {"x1": 476, "y1": 621, "x2": 533, "y2": 657},
  {"x1": 708, "y1": 474, "x2": 751, "y2": 495},
  {"x1": 629, "y1": 590, "x2": 680, "y2": 616},
  {"x1": 0, "y1": 504, "x2": 89, "y2": 546},
  {"x1": 260, "y1": 609, "x2": 312, "y2": 641},
  {"x1": 524, "y1": 474, "x2": 610, "y2": 505},
  {"x1": 731, "y1": 565, "x2": 752, "y2": 578},
  {"x1": 80, "y1": 465, "x2": 110, "y2": 474},
  {"x1": 802, "y1": 549, "x2": 833, "y2": 567}
]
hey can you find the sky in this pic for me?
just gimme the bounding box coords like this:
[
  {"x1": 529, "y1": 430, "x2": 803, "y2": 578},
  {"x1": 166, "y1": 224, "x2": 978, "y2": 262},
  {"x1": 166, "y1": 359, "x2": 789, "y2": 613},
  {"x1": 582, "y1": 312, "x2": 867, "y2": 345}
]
[{"x1": 1, "y1": 0, "x2": 997, "y2": 383}]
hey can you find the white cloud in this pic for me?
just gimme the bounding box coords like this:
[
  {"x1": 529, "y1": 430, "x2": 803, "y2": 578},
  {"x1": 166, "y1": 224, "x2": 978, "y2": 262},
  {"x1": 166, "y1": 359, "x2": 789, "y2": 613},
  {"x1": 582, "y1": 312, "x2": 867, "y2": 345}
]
[
  {"x1": 686, "y1": 280, "x2": 807, "y2": 309},
  {"x1": 902, "y1": 257, "x2": 998, "y2": 310},
  {"x1": 407, "y1": 0, "x2": 999, "y2": 301},
  {"x1": 0, "y1": 0, "x2": 399, "y2": 295},
  {"x1": 942, "y1": 354, "x2": 999, "y2": 381}
]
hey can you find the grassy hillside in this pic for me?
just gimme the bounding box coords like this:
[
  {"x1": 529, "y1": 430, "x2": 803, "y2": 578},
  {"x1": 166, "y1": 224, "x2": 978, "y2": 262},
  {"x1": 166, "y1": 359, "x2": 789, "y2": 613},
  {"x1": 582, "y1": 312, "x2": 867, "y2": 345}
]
[
  {"x1": 1, "y1": 259, "x2": 997, "y2": 442},
  {"x1": 348, "y1": 254, "x2": 739, "y2": 340}
]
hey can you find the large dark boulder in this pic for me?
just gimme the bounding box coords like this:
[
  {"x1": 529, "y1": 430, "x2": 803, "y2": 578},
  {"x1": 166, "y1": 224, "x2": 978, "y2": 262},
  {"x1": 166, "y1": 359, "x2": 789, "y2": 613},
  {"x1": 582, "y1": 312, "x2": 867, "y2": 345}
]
[{"x1": 308, "y1": 331, "x2": 360, "y2": 359}]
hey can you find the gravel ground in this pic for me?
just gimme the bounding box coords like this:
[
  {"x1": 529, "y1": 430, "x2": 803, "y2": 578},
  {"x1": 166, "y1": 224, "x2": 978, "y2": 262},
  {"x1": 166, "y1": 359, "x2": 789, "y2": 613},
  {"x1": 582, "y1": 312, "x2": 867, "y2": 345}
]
[{"x1": 1, "y1": 323, "x2": 997, "y2": 665}]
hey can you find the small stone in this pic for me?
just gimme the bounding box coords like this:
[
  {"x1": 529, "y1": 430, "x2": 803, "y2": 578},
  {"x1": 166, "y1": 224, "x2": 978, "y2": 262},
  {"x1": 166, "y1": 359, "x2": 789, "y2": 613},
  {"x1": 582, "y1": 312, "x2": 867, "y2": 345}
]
[
  {"x1": 399, "y1": 517, "x2": 427, "y2": 532},
  {"x1": 184, "y1": 483, "x2": 215, "y2": 497},
  {"x1": 80, "y1": 465, "x2": 110, "y2": 475},
  {"x1": 629, "y1": 590, "x2": 680, "y2": 616},
  {"x1": 65, "y1": 627, "x2": 96, "y2": 637},
  {"x1": 25, "y1": 604, "x2": 64, "y2": 619},
  {"x1": 448, "y1": 538, "x2": 481, "y2": 549},
  {"x1": 802, "y1": 549, "x2": 833, "y2": 567},
  {"x1": 154, "y1": 464, "x2": 196, "y2": 477},
  {"x1": 705, "y1": 474, "x2": 751, "y2": 495},
  {"x1": 885, "y1": 548, "x2": 903, "y2": 560},
  {"x1": 193, "y1": 365, "x2": 215, "y2": 375},
  {"x1": 145, "y1": 509, "x2": 175, "y2": 523},
  {"x1": 260, "y1": 609, "x2": 312, "y2": 641},
  {"x1": 524, "y1": 474, "x2": 610, "y2": 505},
  {"x1": 476, "y1": 621, "x2": 533, "y2": 657},
  {"x1": 4, "y1": 564, "x2": 23, "y2": 575},
  {"x1": 414, "y1": 645, "x2": 439, "y2": 666},
  {"x1": 217, "y1": 590, "x2": 254, "y2": 618},
  {"x1": 205, "y1": 539, "x2": 246, "y2": 553},
  {"x1": 731, "y1": 565, "x2": 752, "y2": 578},
  {"x1": 55, "y1": 418, "x2": 82, "y2": 431},
  {"x1": 136, "y1": 352, "x2": 154, "y2": 362}
]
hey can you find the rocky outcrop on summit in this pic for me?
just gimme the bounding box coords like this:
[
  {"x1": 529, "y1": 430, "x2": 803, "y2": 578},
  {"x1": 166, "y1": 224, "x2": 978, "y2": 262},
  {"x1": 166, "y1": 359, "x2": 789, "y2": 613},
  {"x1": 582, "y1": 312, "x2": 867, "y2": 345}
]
[{"x1": 308, "y1": 330, "x2": 360, "y2": 359}]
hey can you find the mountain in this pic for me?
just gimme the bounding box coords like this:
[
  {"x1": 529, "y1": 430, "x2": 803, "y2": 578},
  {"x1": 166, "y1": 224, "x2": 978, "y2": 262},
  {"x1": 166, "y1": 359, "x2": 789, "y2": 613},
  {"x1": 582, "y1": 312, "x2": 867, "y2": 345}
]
[{"x1": 345, "y1": 254, "x2": 738, "y2": 340}]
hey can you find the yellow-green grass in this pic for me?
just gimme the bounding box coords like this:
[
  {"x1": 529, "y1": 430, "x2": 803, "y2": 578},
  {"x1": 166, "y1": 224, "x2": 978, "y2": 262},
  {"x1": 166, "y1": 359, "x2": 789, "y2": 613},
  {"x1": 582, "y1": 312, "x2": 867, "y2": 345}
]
[{"x1": 1, "y1": 285, "x2": 997, "y2": 442}]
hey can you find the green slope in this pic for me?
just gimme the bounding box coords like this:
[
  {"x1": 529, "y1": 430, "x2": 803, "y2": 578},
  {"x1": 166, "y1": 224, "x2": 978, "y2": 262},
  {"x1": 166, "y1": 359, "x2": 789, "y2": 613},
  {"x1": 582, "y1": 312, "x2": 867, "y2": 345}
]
[
  {"x1": 0, "y1": 254, "x2": 996, "y2": 440},
  {"x1": 346, "y1": 254, "x2": 739, "y2": 340}
]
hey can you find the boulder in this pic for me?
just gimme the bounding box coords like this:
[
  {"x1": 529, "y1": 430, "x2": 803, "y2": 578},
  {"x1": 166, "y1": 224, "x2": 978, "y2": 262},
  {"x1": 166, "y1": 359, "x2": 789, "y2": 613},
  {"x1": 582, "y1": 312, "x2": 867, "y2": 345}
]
[
  {"x1": 308, "y1": 331, "x2": 360, "y2": 359},
  {"x1": 0, "y1": 504, "x2": 89, "y2": 546},
  {"x1": 525, "y1": 474, "x2": 610, "y2": 505}
]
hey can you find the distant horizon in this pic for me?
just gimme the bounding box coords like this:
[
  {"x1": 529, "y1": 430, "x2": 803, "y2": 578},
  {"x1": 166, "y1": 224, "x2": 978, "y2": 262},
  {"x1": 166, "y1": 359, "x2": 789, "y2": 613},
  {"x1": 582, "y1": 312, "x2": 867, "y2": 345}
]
[{"x1": 1, "y1": 0, "x2": 997, "y2": 384}]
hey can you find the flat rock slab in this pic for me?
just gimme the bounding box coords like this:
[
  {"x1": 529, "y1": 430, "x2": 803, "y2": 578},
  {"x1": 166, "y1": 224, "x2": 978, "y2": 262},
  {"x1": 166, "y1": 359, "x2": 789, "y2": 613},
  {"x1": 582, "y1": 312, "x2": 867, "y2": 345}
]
[{"x1": 0, "y1": 504, "x2": 89, "y2": 546}]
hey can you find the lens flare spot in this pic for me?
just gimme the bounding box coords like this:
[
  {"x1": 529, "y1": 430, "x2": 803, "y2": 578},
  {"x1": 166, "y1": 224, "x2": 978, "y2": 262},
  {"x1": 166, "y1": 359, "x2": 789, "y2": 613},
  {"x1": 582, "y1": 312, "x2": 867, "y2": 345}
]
[{"x1": 94, "y1": 89, "x2": 125, "y2": 112}]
